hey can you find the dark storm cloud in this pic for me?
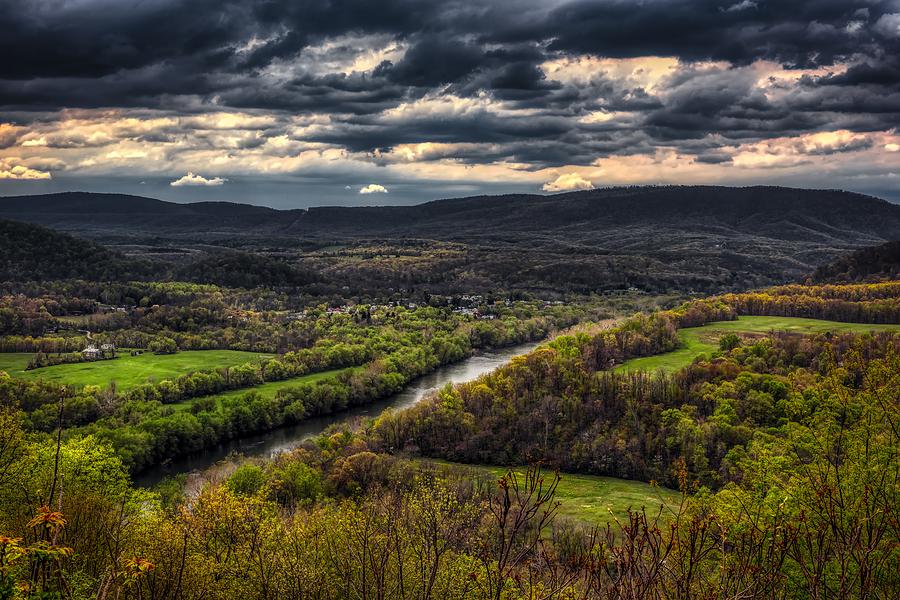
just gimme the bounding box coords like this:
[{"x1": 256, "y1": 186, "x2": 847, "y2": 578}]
[
  {"x1": 307, "y1": 110, "x2": 575, "y2": 153},
  {"x1": 521, "y1": 0, "x2": 896, "y2": 67},
  {"x1": 3, "y1": 0, "x2": 895, "y2": 105},
  {"x1": 217, "y1": 72, "x2": 412, "y2": 115},
  {"x1": 376, "y1": 38, "x2": 485, "y2": 87},
  {"x1": 1, "y1": 0, "x2": 899, "y2": 176},
  {"x1": 643, "y1": 66, "x2": 808, "y2": 141},
  {"x1": 693, "y1": 152, "x2": 733, "y2": 164}
]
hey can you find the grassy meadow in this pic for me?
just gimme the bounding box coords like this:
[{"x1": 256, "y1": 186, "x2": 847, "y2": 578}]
[
  {"x1": 423, "y1": 460, "x2": 681, "y2": 526},
  {"x1": 0, "y1": 349, "x2": 273, "y2": 390},
  {"x1": 615, "y1": 315, "x2": 900, "y2": 374}
]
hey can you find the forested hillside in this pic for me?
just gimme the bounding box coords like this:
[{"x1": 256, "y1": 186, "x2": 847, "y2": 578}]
[
  {"x1": 0, "y1": 219, "x2": 146, "y2": 281},
  {"x1": 171, "y1": 251, "x2": 320, "y2": 289},
  {"x1": 3, "y1": 186, "x2": 900, "y2": 293},
  {"x1": 811, "y1": 240, "x2": 900, "y2": 283},
  {"x1": 0, "y1": 281, "x2": 897, "y2": 598},
  {"x1": 0, "y1": 219, "x2": 319, "y2": 289}
]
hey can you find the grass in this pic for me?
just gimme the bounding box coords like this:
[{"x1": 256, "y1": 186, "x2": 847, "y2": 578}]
[
  {"x1": 615, "y1": 315, "x2": 900, "y2": 374},
  {"x1": 0, "y1": 353, "x2": 34, "y2": 375},
  {"x1": 482, "y1": 465, "x2": 681, "y2": 527},
  {"x1": 422, "y1": 460, "x2": 681, "y2": 527},
  {"x1": 172, "y1": 367, "x2": 354, "y2": 411},
  {"x1": 0, "y1": 349, "x2": 273, "y2": 390}
]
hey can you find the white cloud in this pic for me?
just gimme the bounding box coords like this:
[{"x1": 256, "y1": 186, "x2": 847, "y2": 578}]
[
  {"x1": 170, "y1": 171, "x2": 227, "y2": 186},
  {"x1": 723, "y1": 1, "x2": 757, "y2": 13},
  {"x1": 359, "y1": 183, "x2": 388, "y2": 194},
  {"x1": 542, "y1": 173, "x2": 594, "y2": 192},
  {"x1": 886, "y1": 143, "x2": 900, "y2": 152},
  {"x1": 845, "y1": 20, "x2": 865, "y2": 35},
  {"x1": 0, "y1": 158, "x2": 52, "y2": 180}
]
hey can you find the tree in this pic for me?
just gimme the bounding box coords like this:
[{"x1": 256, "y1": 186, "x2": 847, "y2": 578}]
[{"x1": 148, "y1": 337, "x2": 178, "y2": 355}]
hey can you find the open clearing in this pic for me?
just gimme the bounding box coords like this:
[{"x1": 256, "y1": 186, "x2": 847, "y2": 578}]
[
  {"x1": 0, "y1": 349, "x2": 273, "y2": 390},
  {"x1": 615, "y1": 315, "x2": 900, "y2": 374},
  {"x1": 422, "y1": 460, "x2": 681, "y2": 527}
]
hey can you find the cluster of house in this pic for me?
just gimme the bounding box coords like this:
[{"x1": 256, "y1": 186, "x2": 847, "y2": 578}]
[
  {"x1": 81, "y1": 343, "x2": 117, "y2": 360},
  {"x1": 451, "y1": 306, "x2": 496, "y2": 319},
  {"x1": 97, "y1": 303, "x2": 129, "y2": 313},
  {"x1": 284, "y1": 296, "x2": 562, "y2": 323}
]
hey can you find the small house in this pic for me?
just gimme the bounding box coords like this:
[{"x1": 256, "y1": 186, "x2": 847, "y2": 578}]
[{"x1": 82, "y1": 346, "x2": 101, "y2": 360}]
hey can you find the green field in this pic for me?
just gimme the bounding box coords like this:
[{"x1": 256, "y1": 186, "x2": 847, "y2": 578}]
[
  {"x1": 0, "y1": 353, "x2": 33, "y2": 375},
  {"x1": 423, "y1": 461, "x2": 681, "y2": 527},
  {"x1": 172, "y1": 367, "x2": 354, "y2": 411},
  {"x1": 0, "y1": 350, "x2": 273, "y2": 390},
  {"x1": 615, "y1": 316, "x2": 900, "y2": 374}
]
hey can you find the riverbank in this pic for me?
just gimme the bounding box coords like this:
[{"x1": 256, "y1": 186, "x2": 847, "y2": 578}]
[{"x1": 135, "y1": 341, "x2": 541, "y2": 487}]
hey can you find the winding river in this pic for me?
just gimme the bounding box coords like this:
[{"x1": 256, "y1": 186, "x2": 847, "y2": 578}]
[{"x1": 135, "y1": 341, "x2": 540, "y2": 487}]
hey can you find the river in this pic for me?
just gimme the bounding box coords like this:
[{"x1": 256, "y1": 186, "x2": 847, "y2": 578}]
[{"x1": 135, "y1": 341, "x2": 540, "y2": 487}]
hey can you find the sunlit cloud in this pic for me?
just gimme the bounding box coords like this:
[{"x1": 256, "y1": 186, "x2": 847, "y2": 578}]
[
  {"x1": 170, "y1": 172, "x2": 227, "y2": 186},
  {"x1": 359, "y1": 183, "x2": 388, "y2": 194},
  {"x1": 731, "y1": 131, "x2": 875, "y2": 168},
  {"x1": 0, "y1": 157, "x2": 52, "y2": 180},
  {"x1": 542, "y1": 173, "x2": 594, "y2": 192}
]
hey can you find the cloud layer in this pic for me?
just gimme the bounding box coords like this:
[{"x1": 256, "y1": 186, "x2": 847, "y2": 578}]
[{"x1": 1, "y1": 0, "x2": 898, "y2": 204}]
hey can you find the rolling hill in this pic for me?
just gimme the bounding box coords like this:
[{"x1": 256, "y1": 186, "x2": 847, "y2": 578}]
[
  {"x1": 0, "y1": 218, "x2": 318, "y2": 287},
  {"x1": 0, "y1": 219, "x2": 146, "y2": 281},
  {"x1": 0, "y1": 192, "x2": 292, "y2": 235},
  {"x1": 2, "y1": 186, "x2": 900, "y2": 293}
]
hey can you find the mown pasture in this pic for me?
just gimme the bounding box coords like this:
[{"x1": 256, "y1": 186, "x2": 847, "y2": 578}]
[{"x1": 614, "y1": 315, "x2": 900, "y2": 373}]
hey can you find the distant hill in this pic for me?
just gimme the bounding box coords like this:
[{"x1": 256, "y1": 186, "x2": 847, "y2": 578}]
[
  {"x1": 296, "y1": 186, "x2": 900, "y2": 240},
  {"x1": 0, "y1": 219, "x2": 145, "y2": 281},
  {"x1": 810, "y1": 241, "x2": 900, "y2": 283},
  {"x1": 0, "y1": 218, "x2": 317, "y2": 288},
  {"x1": 3, "y1": 186, "x2": 900, "y2": 292},
  {"x1": 0, "y1": 192, "x2": 294, "y2": 235},
  {"x1": 3, "y1": 187, "x2": 899, "y2": 242}
]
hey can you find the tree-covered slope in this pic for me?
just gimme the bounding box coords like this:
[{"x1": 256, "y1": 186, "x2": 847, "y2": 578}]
[
  {"x1": 811, "y1": 240, "x2": 900, "y2": 283},
  {"x1": 0, "y1": 219, "x2": 145, "y2": 281}
]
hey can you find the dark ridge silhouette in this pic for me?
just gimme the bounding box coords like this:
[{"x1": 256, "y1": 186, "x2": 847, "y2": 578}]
[
  {"x1": 0, "y1": 218, "x2": 144, "y2": 281},
  {"x1": 2, "y1": 186, "x2": 897, "y2": 241},
  {"x1": 0, "y1": 217, "x2": 316, "y2": 287},
  {"x1": 811, "y1": 240, "x2": 900, "y2": 283},
  {"x1": 3, "y1": 186, "x2": 900, "y2": 292}
]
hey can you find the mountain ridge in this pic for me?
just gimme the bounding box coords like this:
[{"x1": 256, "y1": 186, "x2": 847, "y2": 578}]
[{"x1": 3, "y1": 186, "x2": 899, "y2": 293}]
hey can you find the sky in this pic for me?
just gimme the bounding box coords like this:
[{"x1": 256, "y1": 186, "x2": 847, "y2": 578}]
[{"x1": 1, "y1": 0, "x2": 899, "y2": 208}]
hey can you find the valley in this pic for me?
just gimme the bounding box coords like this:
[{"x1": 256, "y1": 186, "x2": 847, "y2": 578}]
[
  {"x1": 4, "y1": 2, "x2": 900, "y2": 595},
  {"x1": 0, "y1": 189, "x2": 898, "y2": 599}
]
